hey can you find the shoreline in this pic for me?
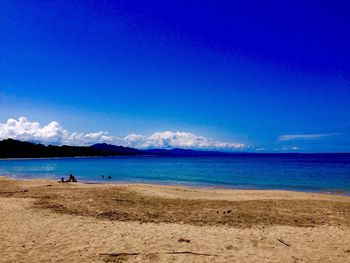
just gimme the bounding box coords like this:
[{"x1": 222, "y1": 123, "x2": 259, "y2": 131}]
[
  {"x1": 2, "y1": 174, "x2": 350, "y2": 197},
  {"x1": 1, "y1": 175, "x2": 350, "y2": 201}
]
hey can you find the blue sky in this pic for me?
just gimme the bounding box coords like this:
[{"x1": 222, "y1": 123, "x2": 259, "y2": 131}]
[{"x1": 1, "y1": 0, "x2": 349, "y2": 152}]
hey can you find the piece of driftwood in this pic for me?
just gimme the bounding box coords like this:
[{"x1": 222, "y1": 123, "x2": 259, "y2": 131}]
[
  {"x1": 165, "y1": 251, "x2": 219, "y2": 256},
  {"x1": 178, "y1": 238, "x2": 191, "y2": 243},
  {"x1": 277, "y1": 239, "x2": 291, "y2": 247},
  {"x1": 100, "y1": 251, "x2": 219, "y2": 257},
  {"x1": 100, "y1": 252, "x2": 140, "y2": 256},
  {"x1": 0, "y1": 190, "x2": 28, "y2": 195}
]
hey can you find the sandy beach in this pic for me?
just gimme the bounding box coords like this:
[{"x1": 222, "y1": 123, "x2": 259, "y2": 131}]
[{"x1": 1, "y1": 176, "x2": 350, "y2": 262}]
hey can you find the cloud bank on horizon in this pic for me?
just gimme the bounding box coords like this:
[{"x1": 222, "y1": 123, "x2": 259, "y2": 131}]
[
  {"x1": 0, "y1": 117, "x2": 245, "y2": 150},
  {"x1": 278, "y1": 133, "x2": 341, "y2": 141}
]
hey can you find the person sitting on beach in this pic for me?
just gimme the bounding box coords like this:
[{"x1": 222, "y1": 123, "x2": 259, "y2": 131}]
[{"x1": 66, "y1": 174, "x2": 77, "y2": 182}]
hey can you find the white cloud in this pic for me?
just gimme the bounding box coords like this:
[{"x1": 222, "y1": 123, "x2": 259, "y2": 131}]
[
  {"x1": 0, "y1": 117, "x2": 67, "y2": 144},
  {"x1": 120, "y1": 131, "x2": 245, "y2": 149},
  {"x1": 278, "y1": 133, "x2": 341, "y2": 141},
  {"x1": 0, "y1": 117, "x2": 244, "y2": 150},
  {"x1": 280, "y1": 146, "x2": 300, "y2": 151},
  {"x1": 271, "y1": 146, "x2": 300, "y2": 152},
  {"x1": 0, "y1": 117, "x2": 113, "y2": 145}
]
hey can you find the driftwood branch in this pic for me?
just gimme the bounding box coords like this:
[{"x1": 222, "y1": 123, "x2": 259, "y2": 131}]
[
  {"x1": 277, "y1": 239, "x2": 291, "y2": 247},
  {"x1": 100, "y1": 252, "x2": 140, "y2": 256},
  {"x1": 0, "y1": 190, "x2": 28, "y2": 195},
  {"x1": 166, "y1": 251, "x2": 219, "y2": 256},
  {"x1": 100, "y1": 251, "x2": 219, "y2": 257}
]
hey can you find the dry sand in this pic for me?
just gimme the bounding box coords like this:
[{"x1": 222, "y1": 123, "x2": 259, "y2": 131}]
[{"x1": 1, "y1": 175, "x2": 350, "y2": 262}]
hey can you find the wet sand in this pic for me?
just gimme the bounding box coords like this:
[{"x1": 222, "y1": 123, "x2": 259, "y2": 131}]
[{"x1": 1, "y1": 176, "x2": 350, "y2": 262}]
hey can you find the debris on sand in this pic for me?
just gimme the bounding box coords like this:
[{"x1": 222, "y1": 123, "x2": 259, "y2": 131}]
[
  {"x1": 178, "y1": 238, "x2": 191, "y2": 243},
  {"x1": 277, "y1": 239, "x2": 291, "y2": 247},
  {"x1": 100, "y1": 251, "x2": 219, "y2": 257}
]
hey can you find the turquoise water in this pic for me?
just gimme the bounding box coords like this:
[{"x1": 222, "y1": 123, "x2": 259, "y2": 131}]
[{"x1": 1, "y1": 154, "x2": 350, "y2": 194}]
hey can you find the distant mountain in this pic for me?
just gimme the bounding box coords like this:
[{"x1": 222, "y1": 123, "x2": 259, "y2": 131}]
[
  {"x1": 0, "y1": 139, "x2": 107, "y2": 158},
  {"x1": 1, "y1": 139, "x2": 347, "y2": 159},
  {"x1": 0, "y1": 139, "x2": 153, "y2": 158},
  {"x1": 91, "y1": 143, "x2": 229, "y2": 156},
  {"x1": 0, "y1": 139, "x2": 239, "y2": 159},
  {"x1": 140, "y1": 148, "x2": 234, "y2": 156},
  {"x1": 90, "y1": 143, "x2": 140, "y2": 155},
  {"x1": 91, "y1": 143, "x2": 236, "y2": 156}
]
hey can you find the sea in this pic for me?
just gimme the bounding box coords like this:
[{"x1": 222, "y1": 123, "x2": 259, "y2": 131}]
[{"x1": 1, "y1": 154, "x2": 350, "y2": 194}]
